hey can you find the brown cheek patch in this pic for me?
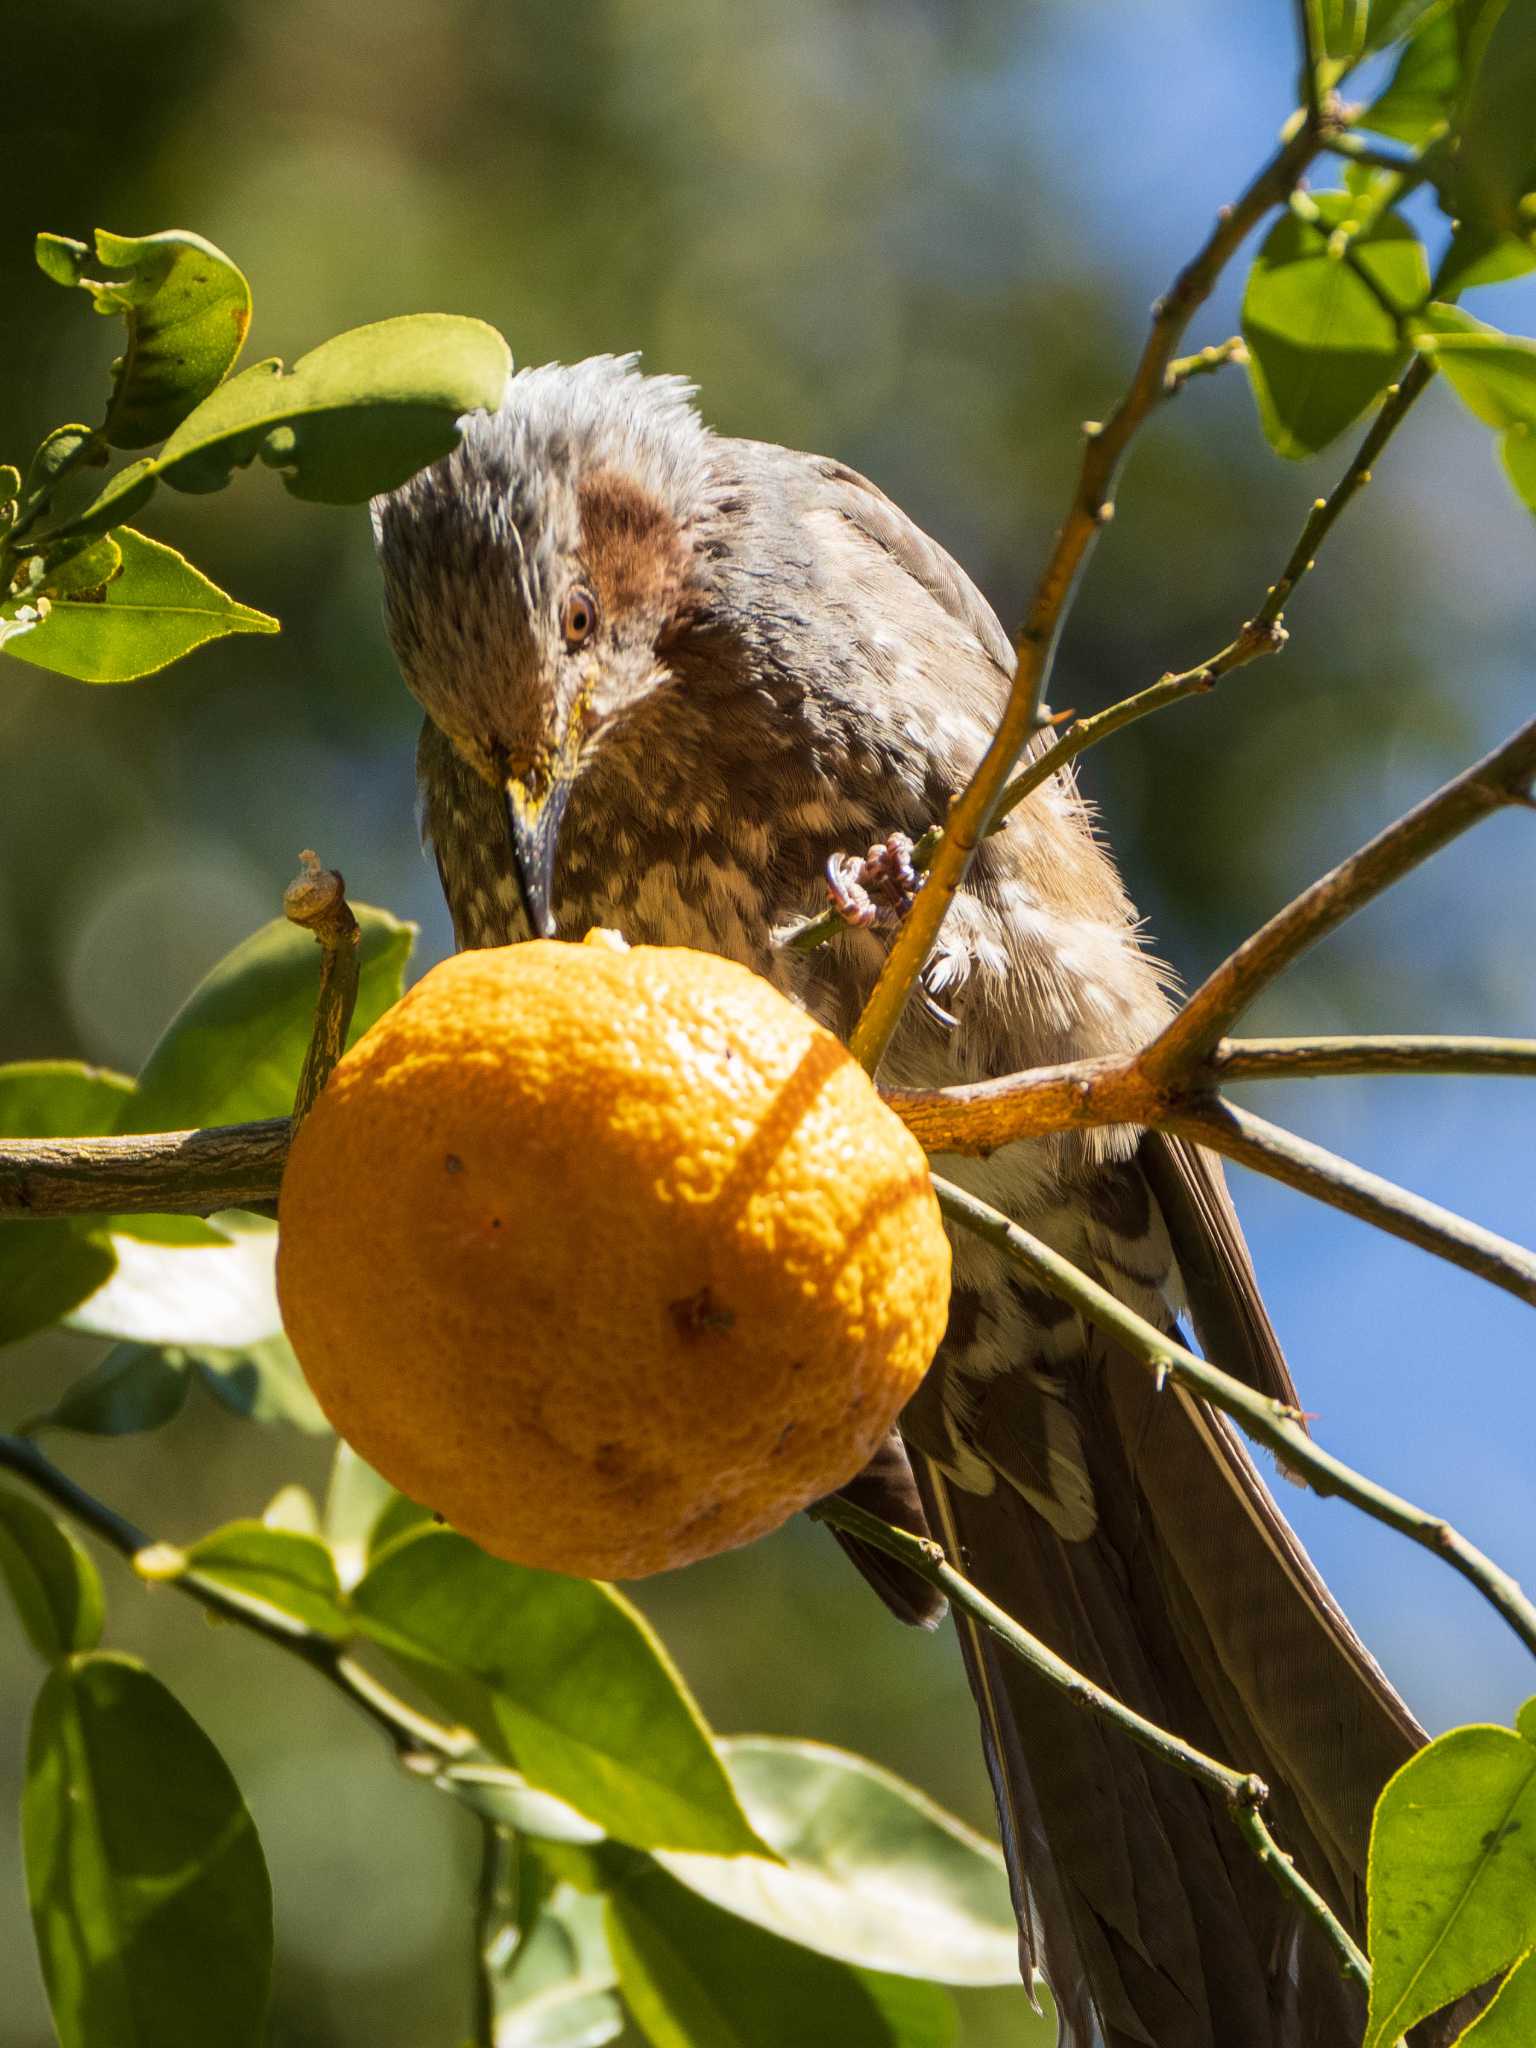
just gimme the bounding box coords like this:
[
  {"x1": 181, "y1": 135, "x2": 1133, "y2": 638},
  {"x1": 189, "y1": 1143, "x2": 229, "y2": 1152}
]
[{"x1": 578, "y1": 468, "x2": 693, "y2": 623}]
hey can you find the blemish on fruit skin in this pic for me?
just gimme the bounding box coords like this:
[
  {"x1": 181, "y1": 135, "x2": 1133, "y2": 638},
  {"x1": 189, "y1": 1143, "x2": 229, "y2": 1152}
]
[
  {"x1": 444, "y1": 1153, "x2": 463, "y2": 1174},
  {"x1": 774, "y1": 1421, "x2": 797, "y2": 1454},
  {"x1": 668, "y1": 1286, "x2": 735, "y2": 1339}
]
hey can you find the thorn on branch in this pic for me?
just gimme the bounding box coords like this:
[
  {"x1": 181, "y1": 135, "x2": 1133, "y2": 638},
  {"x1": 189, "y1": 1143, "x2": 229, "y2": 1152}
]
[{"x1": 285, "y1": 850, "x2": 361, "y2": 1130}]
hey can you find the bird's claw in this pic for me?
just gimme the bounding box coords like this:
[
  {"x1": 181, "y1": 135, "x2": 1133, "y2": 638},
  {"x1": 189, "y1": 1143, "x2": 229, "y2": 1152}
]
[{"x1": 825, "y1": 833, "x2": 921, "y2": 930}]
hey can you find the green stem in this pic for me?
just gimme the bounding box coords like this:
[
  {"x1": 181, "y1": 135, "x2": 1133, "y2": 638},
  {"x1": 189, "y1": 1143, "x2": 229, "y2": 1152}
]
[
  {"x1": 472, "y1": 1818, "x2": 519, "y2": 2048},
  {"x1": 929, "y1": 1173, "x2": 1536, "y2": 1663},
  {"x1": 0, "y1": 1430, "x2": 471, "y2": 1761},
  {"x1": 811, "y1": 1491, "x2": 1370, "y2": 1991}
]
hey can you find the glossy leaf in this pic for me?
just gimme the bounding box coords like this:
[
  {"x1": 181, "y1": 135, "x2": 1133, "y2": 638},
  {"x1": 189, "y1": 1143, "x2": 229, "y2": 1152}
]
[
  {"x1": 24, "y1": 1342, "x2": 191, "y2": 1437},
  {"x1": 1364, "y1": 1700, "x2": 1536, "y2": 2047},
  {"x1": 0, "y1": 1062, "x2": 132, "y2": 1344},
  {"x1": 659, "y1": 1738, "x2": 1017, "y2": 1985},
  {"x1": 261, "y1": 1482, "x2": 321, "y2": 1535},
  {"x1": 189, "y1": 1333, "x2": 330, "y2": 1432},
  {"x1": 123, "y1": 903, "x2": 414, "y2": 1132},
  {"x1": 1412, "y1": 304, "x2": 1536, "y2": 427},
  {"x1": 35, "y1": 228, "x2": 250, "y2": 447},
  {"x1": 4, "y1": 528, "x2": 277, "y2": 683},
  {"x1": 0, "y1": 1488, "x2": 104, "y2": 1660},
  {"x1": 1453, "y1": 0, "x2": 1536, "y2": 253},
  {"x1": 496, "y1": 1876, "x2": 622, "y2": 2048},
  {"x1": 352, "y1": 1528, "x2": 769, "y2": 1857},
  {"x1": 429, "y1": 1757, "x2": 606, "y2": 1844},
  {"x1": 1452, "y1": 1948, "x2": 1536, "y2": 2043},
  {"x1": 24, "y1": 1653, "x2": 272, "y2": 2048},
  {"x1": 60, "y1": 314, "x2": 510, "y2": 537},
  {"x1": 178, "y1": 1520, "x2": 349, "y2": 1636},
  {"x1": 67, "y1": 1220, "x2": 283, "y2": 1349},
  {"x1": 607, "y1": 1865, "x2": 956, "y2": 2048},
  {"x1": 1243, "y1": 195, "x2": 1427, "y2": 457},
  {"x1": 323, "y1": 1441, "x2": 398, "y2": 1586}
]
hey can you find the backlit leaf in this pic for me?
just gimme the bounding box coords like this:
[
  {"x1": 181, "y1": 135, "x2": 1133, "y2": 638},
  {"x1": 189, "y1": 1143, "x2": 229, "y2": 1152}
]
[
  {"x1": 1243, "y1": 195, "x2": 1428, "y2": 457},
  {"x1": 659, "y1": 1738, "x2": 1018, "y2": 1985},
  {"x1": 1364, "y1": 1700, "x2": 1536, "y2": 2047},
  {"x1": 1453, "y1": 1, "x2": 1536, "y2": 255},
  {"x1": 178, "y1": 1520, "x2": 349, "y2": 1636},
  {"x1": 57, "y1": 315, "x2": 510, "y2": 537},
  {"x1": 24, "y1": 1342, "x2": 191, "y2": 1437},
  {"x1": 123, "y1": 903, "x2": 414, "y2": 1132},
  {"x1": 607, "y1": 1864, "x2": 955, "y2": 2048},
  {"x1": 23, "y1": 1653, "x2": 272, "y2": 2048},
  {"x1": 0, "y1": 1062, "x2": 132, "y2": 1344},
  {"x1": 35, "y1": 228, "x2": 250, "y2": 447},
  {"x1": 352, "y1": 1527, "x2": 769, "y2": 1857},
  {"x1": 4, "y1": 528, "x2": 276, "y2": 683},
  {"x1": 0, "y1": 1488, "x2": 104, "y2": 1660}
]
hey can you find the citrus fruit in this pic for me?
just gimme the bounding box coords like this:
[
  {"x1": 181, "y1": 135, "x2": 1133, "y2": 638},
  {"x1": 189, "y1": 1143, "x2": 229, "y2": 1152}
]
[{"x1": 276, "y1": 932, "x2": 950, "y2": 1579}]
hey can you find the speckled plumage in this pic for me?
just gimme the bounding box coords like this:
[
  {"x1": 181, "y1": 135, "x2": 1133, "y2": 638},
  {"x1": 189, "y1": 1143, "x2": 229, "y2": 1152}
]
[{"x1": 373, "y1": 360, "x2": 1446, "y2": 2048}]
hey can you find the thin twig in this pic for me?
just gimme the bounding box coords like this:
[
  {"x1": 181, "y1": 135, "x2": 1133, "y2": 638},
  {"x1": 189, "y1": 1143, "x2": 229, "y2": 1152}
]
[
  {"x1": 1142, "y1": 710, "x2": 1536, "y2": 1083},
  {"x1": 1165, "y1": 336, "x2": 1249, "y2": 393},
  {"x1": 929, "y1": 1173, "x2": 1536, "y2": 1663},
  {"x1": 1212, "y1": 1034, "x2": 1536, "y2": 1082},
  {"x1": 811, "y1": 1491, "x2": 1370, "y2": 1989},
  {"x1": 1165, "y1": 1095, "x2": 1536, "y2": 1309},
  {"x1": 284, "y1": 850, "x2": 361, "y2": 1127},
  {"x1": 846, "y1": 114, "x2": 1328, "y2": 1075},
  {"x1": 472, "y1": 1818, "x2": 519, "y2": 2048},
  {"x1": 0, "y1": 1430, "x2": 472, "y2": 1762}
]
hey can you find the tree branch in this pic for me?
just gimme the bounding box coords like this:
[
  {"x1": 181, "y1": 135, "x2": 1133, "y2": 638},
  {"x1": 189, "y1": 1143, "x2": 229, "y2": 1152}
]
[
  {"x1": 283, "y1": 851, "x2": 361, "y2": 1128},
  {"x1": 1141, "y1": 711, "x2": 1536, "y2": 1083},
  {"x1": 846, "y1": 114, "x2": 1328, "y2": 1074},
  {"x1": 0, "y1": 1117, "x2": 290, "y2": 1219},
  {"x1": 812, "y1": 1490, "x2": 1369, "y2": 1990},
  {"x1": 0, "y1": 1430, "x2": 472, "y2": 1762},
  {"x1": 928, "y1": 1173, "x2": 1536, "y2": 1662},
  {"x1": 1165, "y1": 1096, "x2": 1536, "y2": 1309}
]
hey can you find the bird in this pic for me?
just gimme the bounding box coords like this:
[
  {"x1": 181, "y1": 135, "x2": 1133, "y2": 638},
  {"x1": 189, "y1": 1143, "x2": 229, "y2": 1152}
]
[{"x1": 371, "y1": 356, "x2": 1443, "y2": 2047}]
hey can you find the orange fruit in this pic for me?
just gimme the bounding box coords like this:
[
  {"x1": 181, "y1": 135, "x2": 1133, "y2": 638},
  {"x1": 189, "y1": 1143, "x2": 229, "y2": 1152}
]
[{"x1": 276, "y1": 932, "x2": 950, "y2": 1579}]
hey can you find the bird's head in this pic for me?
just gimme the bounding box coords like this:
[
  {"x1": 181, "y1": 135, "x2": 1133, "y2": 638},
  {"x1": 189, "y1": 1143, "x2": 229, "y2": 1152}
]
[{"x1": 371, "y1": 357, "x2": 719, "y2": 936}]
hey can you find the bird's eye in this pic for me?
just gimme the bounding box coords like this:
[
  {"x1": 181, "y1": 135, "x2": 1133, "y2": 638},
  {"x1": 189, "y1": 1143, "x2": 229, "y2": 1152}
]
[{"x1": 562, "y1": 587, "x2": 599, "y2": 650}]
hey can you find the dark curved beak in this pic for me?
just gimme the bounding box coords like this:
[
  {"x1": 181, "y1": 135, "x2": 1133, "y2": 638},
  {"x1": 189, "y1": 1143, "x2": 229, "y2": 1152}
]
[
  {"x1": 501, "y1": 696, "x2": 588, "y2": 940},
  {"x1": 503, "y1": 765, "x2": 575, "y2": 940}
]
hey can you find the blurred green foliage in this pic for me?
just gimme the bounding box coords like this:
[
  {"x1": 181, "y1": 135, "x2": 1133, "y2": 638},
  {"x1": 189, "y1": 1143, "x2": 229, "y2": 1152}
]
[{"x1": 4, "y1": 2, "x2": 1536, "y2": 2044}]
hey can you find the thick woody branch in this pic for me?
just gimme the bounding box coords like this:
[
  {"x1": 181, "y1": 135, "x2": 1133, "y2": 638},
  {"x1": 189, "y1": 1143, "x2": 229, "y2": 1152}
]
[
  {"x1": 1142, "y1": 712, "x2": 1536, "y2": 1083},
  {"x1": 812, "y1": 1491, "x2": 1369, "y2": 1992},
  {"x1": 848, "y1": 114, "x2": 1327, "y2": 1074},
  {"x1": 0, "y1": 1118, "x2": 290, "y2": 1219},
  {"x1": 929, "y1": 1173, "x2": 1536, "y2": 1663}
]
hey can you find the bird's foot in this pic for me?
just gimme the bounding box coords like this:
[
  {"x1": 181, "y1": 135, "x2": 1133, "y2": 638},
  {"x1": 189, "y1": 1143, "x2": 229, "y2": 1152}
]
[{"x1": 825, "y1": 833, "x2": 921, "y2": 930}]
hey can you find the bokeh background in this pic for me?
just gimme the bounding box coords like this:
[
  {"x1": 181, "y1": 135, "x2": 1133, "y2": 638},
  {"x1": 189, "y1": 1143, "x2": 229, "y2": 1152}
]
[{"x1": 2, "y1": 2, "x2": 1534, "y2": 2043}]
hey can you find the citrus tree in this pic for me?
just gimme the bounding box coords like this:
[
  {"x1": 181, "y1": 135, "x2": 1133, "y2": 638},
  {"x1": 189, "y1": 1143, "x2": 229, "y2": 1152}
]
[{"x1": 4, "y1": 4, "x2": 1536, "y2": 2045}]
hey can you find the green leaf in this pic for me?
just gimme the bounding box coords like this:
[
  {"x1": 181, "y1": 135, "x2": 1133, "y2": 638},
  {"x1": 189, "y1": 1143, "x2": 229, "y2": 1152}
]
[
  {"x1": 323, "y1": 1441, "x2": 398, "y2": 1585},
  {"x1": 35, "y1": 229, "x2": 251, "y2": 448},
  {"x1": 188, "y1": 1332, "x2": 330, "y2": 1432},
  {"x1": 1452, "y1": 1947, "x2": 1536, "y2": 2042},
  {"x1": 30, "y1": 532, "x2": 124, "y2": 600},
  {"x1": 1412, "y1": 303, "x2": 1536, "y2": 426},
  {"x1": 352, "y1": 1528, "x2": 769, "y2": 1857},
  {"x1": 24, "y1": 1652, "x2": 272, "y2": 2048},
  {"x1": 0, "y1": 1062, "x2": 132, "y2": 1344},
  {"x1": 1364, "y1": 1701, "x2": 1536, "y2": 2047},
  {"x1": 659, "y1": 1738, "x2": 1017, "y2": 1985},
  {"x1": 66, "y1": 1218, "x2": 282, "y2": 1349},
  {"x1": 261, "y1": 1482, "x2": 321, "y2": 1535},
  {"x1": 3, "y1": 527, "x2": 277, "y2": 683},
  {"x1": 20, "y1": 424, "x2": 103, "y2": 505},
  {"x1": 1366, "y1": 0, "x2": 1452, "y2": 51},
  {"x1": 1500, "y1": 424, "x2": 1536, "y2": 511},
  {"x1": 427, "y1": 1756, "x2": 607, "y2": 1844},
  {"x1": 606, "y1": 1864, "x2": 956, "y2": 2048},
  {"x1": 1453, "y1": 1, "x2": 1536, "y2": 254},
  {"x1": 494, "y1": 1872, "x2": 623, "y2": 2047},
  {"x1": 59, "y1": 314, "x2": 510, "y2": 537},
  {"x1": 1243, "y1": 195, "x2": 1428, "y2": 457},
  {"x1": 123, "y1": 903, "x2": 415, "y2": 1131},
  {"x1": 24, "y1": 1342, "x2": 191, "y2": 1437},
  {"x1": 176, "y1": 1520, "x2": 349, "y2": 1636},
  {"x1": 0, "y1": 1488, "x2": 104, "y2": 1660}
]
